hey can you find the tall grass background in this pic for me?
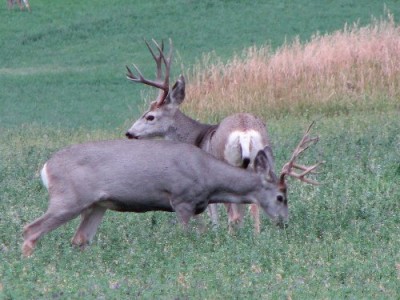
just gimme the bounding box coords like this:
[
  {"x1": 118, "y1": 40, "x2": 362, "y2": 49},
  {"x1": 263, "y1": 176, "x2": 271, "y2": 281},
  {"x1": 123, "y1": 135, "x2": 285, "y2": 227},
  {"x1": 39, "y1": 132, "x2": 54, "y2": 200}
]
[{"x1": 185, "y1": 13, "x2": 400, "y2": 120}]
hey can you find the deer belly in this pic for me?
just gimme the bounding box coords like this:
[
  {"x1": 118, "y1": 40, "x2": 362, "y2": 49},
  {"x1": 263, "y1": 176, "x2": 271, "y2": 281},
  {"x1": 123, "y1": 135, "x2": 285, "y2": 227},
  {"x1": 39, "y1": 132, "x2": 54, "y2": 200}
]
[{"x1": 99, "y1": 198, "x2": 174, "y2": 213}]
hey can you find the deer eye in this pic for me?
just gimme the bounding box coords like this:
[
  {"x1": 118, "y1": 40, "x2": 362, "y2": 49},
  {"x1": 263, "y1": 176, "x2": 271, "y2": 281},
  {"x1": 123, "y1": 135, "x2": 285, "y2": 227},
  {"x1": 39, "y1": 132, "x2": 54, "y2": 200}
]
[
  {"x1": 277, "y1": 195, "x2": 284, "y2": 202},
  {"x1": 145, "y1": 115, "x2": 155, "y2": 121}
]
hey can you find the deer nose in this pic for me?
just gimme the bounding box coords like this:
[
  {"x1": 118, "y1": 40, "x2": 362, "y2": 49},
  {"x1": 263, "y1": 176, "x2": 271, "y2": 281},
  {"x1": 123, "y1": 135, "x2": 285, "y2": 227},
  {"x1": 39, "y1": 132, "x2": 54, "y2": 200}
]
[
  {"x1": 276, "y1": 216, "x2": 288, "y2": 229},
  {"x1": 125, "y1": 132, "x2": 138, "y2": 139}
]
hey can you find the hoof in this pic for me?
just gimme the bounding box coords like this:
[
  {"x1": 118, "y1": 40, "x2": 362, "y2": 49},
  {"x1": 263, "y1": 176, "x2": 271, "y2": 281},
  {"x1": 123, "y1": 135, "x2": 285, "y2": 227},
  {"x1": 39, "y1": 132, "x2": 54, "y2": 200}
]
[
  {"x1": 22, "y1": 241, "x2": 34, "y2": 257},
  {"x1": 71, "y1": 233, "x2": 88, "y2": 249}
]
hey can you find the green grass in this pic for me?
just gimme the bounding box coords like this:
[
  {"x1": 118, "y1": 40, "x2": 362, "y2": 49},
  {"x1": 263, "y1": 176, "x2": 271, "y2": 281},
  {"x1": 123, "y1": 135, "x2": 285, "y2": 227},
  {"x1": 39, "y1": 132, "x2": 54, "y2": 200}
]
[
  {"x1": 1, "y1": 113, "x2": 399, "y2": 298},
  {"x1": 1, "y1": 0, "x2": 400, "y2": 298}
]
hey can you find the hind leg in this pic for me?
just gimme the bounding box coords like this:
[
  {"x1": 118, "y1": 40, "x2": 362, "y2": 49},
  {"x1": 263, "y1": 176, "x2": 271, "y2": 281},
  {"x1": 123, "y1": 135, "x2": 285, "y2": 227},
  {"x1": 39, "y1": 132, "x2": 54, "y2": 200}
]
[
  {"x1": 16, "y1": 0, "x2": 24, "y2": 10},
  {"x1": 22, "y1": 0, "x2": 30, "y2": 11},
  {"x1": 22, "y1": 207, "x2": 81, "y2": 257},
  {"x1": 207, "y1": 204, "x2": 219, "y2": 227},
  {"x1": 71, "y1": 205, "x2": 106, "y2": 249}
]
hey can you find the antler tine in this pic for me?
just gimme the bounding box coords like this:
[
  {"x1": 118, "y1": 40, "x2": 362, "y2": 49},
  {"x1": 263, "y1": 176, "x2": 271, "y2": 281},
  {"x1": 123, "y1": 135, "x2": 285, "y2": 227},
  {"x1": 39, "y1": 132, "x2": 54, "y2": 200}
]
[
  {"x1": 165, "y1": 39, "x2": 173, "y2": 84},
  {"x1": 286, "y1": 121, "x2": 318, "y2": 161},
  {"x1": 286, "y1": 162, "x2": 323, "y2": 185},
  {"x1": 162, "y1": 38, "x2": 173, "y2": 67},
  {"x1": 150, "y1": 38, "x2": 173, "y2": 105},
  {"x1": 125, "y1": 64, "x2": 166, "y2": 90},
  {"x1": 151, "y1": 38, "x2": 173, "y2": 88},
  {"x1": 126, "y1": 39, "x2": 174, "y2": 105},
  {"x1": 280, "y1": 122, "x2": 323, "y2": 185},
  {"x1": 126, "y1": 64, "x2": 143, "y2": 82},
  {"x1": 144, "y1": 39, "x2": 164, "y2": 81},
  {"x1": 292, "y1": 163, "x2": 320, "y2": 174}
]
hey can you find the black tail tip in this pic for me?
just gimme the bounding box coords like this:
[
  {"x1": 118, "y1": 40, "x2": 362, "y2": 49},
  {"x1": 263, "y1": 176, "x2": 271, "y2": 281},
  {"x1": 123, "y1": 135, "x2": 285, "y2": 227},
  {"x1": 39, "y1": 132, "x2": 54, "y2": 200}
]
[{"x1": 242, "y1": 158, "x2": 251, "y2": 169}]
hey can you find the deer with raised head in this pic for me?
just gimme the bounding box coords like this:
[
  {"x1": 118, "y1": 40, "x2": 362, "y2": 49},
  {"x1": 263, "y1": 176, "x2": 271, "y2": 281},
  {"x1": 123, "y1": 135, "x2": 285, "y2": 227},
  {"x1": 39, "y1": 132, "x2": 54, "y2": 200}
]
[
  {"x1": 7, "y1": 0, "x2": 30, "y2": 11},
  {"x1": 125, "y1": 40, "x2": 321, "y2": 233},
  {"x1": 22, "y1": 138, "x2": 290, "y2": 257}
]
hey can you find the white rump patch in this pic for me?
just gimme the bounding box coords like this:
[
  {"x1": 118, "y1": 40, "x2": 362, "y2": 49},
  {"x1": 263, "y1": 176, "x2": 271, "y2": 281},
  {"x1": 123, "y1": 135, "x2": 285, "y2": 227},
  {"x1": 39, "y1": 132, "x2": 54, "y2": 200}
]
[
  {"x1": 224, "y1": 130, "x2": 264, "y2": 167},
  {"x1": 40, "y1": 163, "x2": 49, "y2": 190}
]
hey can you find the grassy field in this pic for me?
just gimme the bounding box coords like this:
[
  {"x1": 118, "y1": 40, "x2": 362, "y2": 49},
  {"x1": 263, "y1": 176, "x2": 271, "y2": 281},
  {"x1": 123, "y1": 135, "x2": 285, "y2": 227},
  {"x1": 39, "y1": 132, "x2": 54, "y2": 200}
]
[{"x1": 1, "y1": 1, "x2": 400, "y2": 299}]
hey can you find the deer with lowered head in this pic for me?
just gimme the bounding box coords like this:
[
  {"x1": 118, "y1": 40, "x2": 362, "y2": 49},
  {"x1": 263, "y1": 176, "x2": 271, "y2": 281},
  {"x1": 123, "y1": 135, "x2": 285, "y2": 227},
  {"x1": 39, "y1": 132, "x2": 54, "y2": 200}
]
[
  {"x1": 22, "y1": 138, "x2": 291, "y2": 257},
  {"x1": 125, "y1": 40, "x2": 322, "y2": 233}
]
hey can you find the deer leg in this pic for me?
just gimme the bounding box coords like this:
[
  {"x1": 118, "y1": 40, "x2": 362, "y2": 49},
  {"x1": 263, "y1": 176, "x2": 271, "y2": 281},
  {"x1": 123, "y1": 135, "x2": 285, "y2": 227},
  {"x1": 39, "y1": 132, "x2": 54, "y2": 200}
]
[
  {"x1": 225, "y1": 203, "x2": 244, "y2": 233},
  {"x1": 16, "y1": 0, "x2": 24, "y2": 10},
  {"x1": 249, "y1": 203, "x2": 260, "y2": 234},
  {"x1": 71, "y1": 205, "x2": 106, "y2": 249},
  {"x1": 225, "y1": 204, "x2": 235, "y2": 233},
  {"x1": 22, "y1": 205, "x2": 81, "y2": 257},
  {"x1": 173, "y1": 202, "x2": 194, "y2": 231},
  {"x1": 193, "y1": 214, "x2": 207, "y2": 234},
  {"x1": 207, "y1": 204, "x2": 219, "y2": 227},
  {"x1": 22, "y1": 0, "x2": 30, "y2": 11},
  {"x1": 234, "y1": 204, "x2": 246, "y2": 227}
]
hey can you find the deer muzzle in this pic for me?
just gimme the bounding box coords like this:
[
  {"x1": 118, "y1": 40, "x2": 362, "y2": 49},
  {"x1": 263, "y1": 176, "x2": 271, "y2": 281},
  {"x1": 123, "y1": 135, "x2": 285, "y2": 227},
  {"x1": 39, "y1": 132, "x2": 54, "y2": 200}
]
[{"x1": 125, "y1": 132, "x2": 139, "y2": 139}]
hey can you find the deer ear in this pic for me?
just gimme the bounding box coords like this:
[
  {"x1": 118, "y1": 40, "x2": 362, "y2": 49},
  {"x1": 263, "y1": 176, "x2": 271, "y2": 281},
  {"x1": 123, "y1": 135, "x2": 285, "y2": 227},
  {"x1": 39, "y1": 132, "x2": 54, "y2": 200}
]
[
  {"x1": 263, "y1": 146, "x2": 275, "y2": 171},
  {"x1": 254, "y1": 149, "x2": 270, "y2": 174},
  {"x1": 164, "y1": 75, "x2": 185, "y2": 106},
  {"x1": 254, "y1": 147, "x2": 277, "y2": 182}
]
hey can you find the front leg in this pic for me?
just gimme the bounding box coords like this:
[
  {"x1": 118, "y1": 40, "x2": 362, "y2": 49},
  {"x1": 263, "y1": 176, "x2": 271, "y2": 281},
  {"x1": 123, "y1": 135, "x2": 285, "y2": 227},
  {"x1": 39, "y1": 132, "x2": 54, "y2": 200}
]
[
  {"x1": 250, "y1": 203, "x2": 260, "y2": 234},
  {"x1": 225, "y1": 203, "x2": 244, "y2": 234},
  {"x1": 172, "y1": 201, "x2": 195, "y2": 230}
]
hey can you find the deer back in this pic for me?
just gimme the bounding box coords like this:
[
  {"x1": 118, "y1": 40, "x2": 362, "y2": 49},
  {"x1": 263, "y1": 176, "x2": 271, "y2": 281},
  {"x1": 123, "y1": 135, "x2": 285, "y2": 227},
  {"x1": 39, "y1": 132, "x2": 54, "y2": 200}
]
[{"x1": 43, "y1": 140, "x2": 213, "y2": 211}]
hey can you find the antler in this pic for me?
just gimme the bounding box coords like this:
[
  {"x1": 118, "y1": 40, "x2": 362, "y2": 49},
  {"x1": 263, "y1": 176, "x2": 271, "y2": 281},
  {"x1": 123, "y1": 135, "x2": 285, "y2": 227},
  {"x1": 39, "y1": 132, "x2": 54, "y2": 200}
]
[
  {"x1": 280, "y1": 122, "x2": 323, "y2": 185},
  {"x1": 126, "y1": 39, "x2": 173, "y2": 106}
]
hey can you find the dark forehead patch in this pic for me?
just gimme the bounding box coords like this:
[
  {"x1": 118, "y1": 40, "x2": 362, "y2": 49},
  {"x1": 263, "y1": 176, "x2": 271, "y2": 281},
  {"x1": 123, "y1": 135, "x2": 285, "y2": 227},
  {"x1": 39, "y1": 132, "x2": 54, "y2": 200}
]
[
  {"x1": 149, "y1": 101, "x2": 159, "y2": 110},
  {"x1": 278, "y1": 183, "x2": 287, "y2": 194}
]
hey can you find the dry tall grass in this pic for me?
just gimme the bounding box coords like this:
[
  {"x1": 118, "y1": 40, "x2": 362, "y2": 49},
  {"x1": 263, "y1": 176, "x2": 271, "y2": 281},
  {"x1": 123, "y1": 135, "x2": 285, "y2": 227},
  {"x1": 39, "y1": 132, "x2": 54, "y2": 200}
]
[{"x1": 184, "y1": 14, "x2": 400, "y2": 120}]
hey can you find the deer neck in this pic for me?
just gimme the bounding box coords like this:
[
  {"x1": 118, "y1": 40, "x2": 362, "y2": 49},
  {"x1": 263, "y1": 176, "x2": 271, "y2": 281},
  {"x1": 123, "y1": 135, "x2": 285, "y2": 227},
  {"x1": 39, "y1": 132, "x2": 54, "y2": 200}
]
[
  {"x1": 208, "y1": 167, "x2": 261, "y2": 205},
  {"x1": 169, "y1": 110, "x2": 218, "y2": 147}
]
